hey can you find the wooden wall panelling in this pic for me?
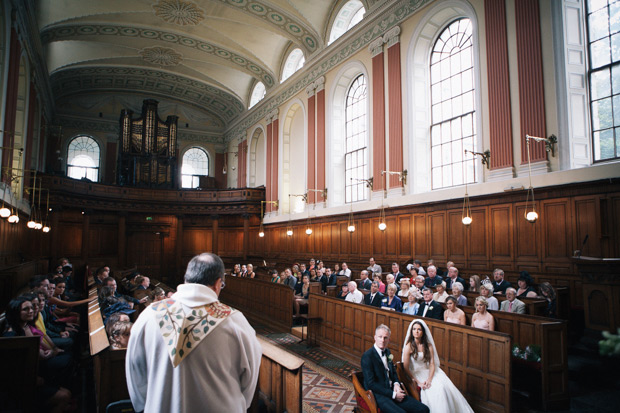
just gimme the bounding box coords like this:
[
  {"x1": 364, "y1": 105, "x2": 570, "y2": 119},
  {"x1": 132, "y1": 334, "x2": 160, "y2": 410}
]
[
  {"x1": 372, "y1": 217, "x2": 385, "y2": 257},
  {"x1": 397, "y1": 214, "x2": 412, "y2": 260},
  {"x1": 182, "y1": 228, "x2": 213, "y2": 256},
  {"x1": 612, "y1": 196, "x2": 620, "y2": 257},
  {"x1": 514, "y1": 203, "x2": 539, "y2": 273},
  {"x1": 412, "y1": 214, "x2": 427, "y2": 261},
  {"x1": 489, "y1": 205, "x2": 513, "y2": 265},
  {"x1": 61, "y1": 223, "x2": 83, "y2": 259},
  {"x1": 428, "y1": 211, "x2": 447, "y2": 262},
  {"x1": 541, "y1": 198, "x2": 573, "y2": 274},
  {"x1": 88, "y1": 224, "x2": 118, "y2": 258},
  {"x1": 359, "y1": 219, "x2": 372, "y2": 257},
  {"x1": 467, "y1": 207, "x2": 489, "y2": 269},
  {"x1": 330, "y1": 222, "x2": 340, "y2": 259},
  {"x1": 339, "y1": 222, "x2": 350, "y2": 256},
  {"x1": 384, "y1": 215, "x2": 399, "y2": 261},
  {"x1": 572, "y1": 196, "x2": 601, "y2": 258},
  {"x1": 447, "y1": 210, "x2": 467, "y2": 265}
]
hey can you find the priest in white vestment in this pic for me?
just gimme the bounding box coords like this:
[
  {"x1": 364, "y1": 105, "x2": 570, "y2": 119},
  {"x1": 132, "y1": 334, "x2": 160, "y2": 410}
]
[{"x1": 126, "y1": 253, "x2": 262, "y2": 413}]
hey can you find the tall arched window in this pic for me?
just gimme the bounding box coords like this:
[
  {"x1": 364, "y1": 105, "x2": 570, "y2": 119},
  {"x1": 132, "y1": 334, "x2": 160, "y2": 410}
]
[
  {"x1": 181, "y1": 147, "x2": 209, "y2": 188},
  {"x1": 587, "y1": 0, "x2": 620, "y2": 161},
  {"x1": 430, "y1": 18, "x2": 476, "y2": 189},
  {"x1": 328, "y1": 0, "x2": 365, "y2": 45},
  {"x1": 249, "y1": 81, "x2": 266, "y2": 109},
  {"x1": 281, "y1": 48, "x2": 305, "y2": 82},
  {"x1": 345, "y1": 74, "x2": 368, "y2": 203},
  {"x1": 67, "y1": 136, "x2": 100, "y2": 182}
]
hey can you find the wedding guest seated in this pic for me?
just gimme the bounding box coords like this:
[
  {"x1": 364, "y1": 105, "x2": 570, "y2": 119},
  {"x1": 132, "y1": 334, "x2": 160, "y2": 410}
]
[
  {"x1": 293, "y1": 274, "x2": 310, "y2": 317},
  {"x1": 492, "y1": 268, "x2": 511, "y2": 294},
  {"x1": 367, "y1": 257, "x2": 382, "y2": 275},
  {"x1": 361, "y1": 325, "x2": 429, "y2": 413},
  {"x1": 416, "y1": 288, "x2": 444, "y2": 320},
  {"x1": 309, "y1": 268, "x2": 319, "y2": 282},
  {"x1": 2, "y1": 296, "x2": 74, "y2": 412},
  {"x1": 308, "y1": 258, "x2": 316, "y2": 272},
  {"x1": 402, "y1": 290, "x2": 422, "y2": 315},
  {"x1": 336, "y1": 283, "x2": 349, "y2": 300},
  {"x1": 407, "y1": 264, "x2": 418, "y2": 283},
  {"x1": 385, "y1": 274, "x2": 400, "y2": 294},
  {"x1": 359, "y1": 270, "x2": 372, "y2": 290},
  {"x1": 103, "y1": 277, "x2": 146, "y2": 306},
  {"x1": 105, "y1": 312, "x2": 131, "y2": 334},
  {"x1": 268, "y1": 269, "x2": 280, "y2": 283},
  {"x1": 292, "y1": 265, "x2": 304, "y2": 285},
  {"x1": 333, "y1": 263, "x2": 340, "y2": 276},
  {"x1": 516, "y1": 271, "x2": 538, "y2": 298},
  {"x1": 539, "y1": 282, "x2": 557, "y2": 318},
  {"x1": 402, "y1": 320, "x2": 473, "y2": 412},
  {"x1": 319, "y1": 269, "x2": 329, "y2": 293},
  {"x1": 232, "y1": 264, "x2": 241, "y2": 276},
  {"x1": 239, "y1": 264, "x2": 248, "y2": 277},
  {"x1": 50, "y1": 279, "x2": 81, "y2": 324},
  {"x1": 326, "y1": 267, "x2": 337, "y2": 286},
  {"x1": 413, "y1": 275, "x2": 425, "y2": 292},
  {"x1": 432, "y1": 282, "x2": 449, "y2": 303},
  {"x1": 413, "y1": 259, "x2": 426, "y2": 276},
  {"x1": 99, "y1": 286, "x2": 135, "y2": 319},
  {"x1": 364, "y1": 281, "x2": 384, "y2": 307},
  {"x1": 480, "y1": 282, "x2": 499, "y2": 310},
  {"x1": 373, "y1": 273, "x2": 386, "y2": 293},
  {"x1": 468, "y1": 275, "x2": 481, "y2": 293},
  {"x1": 109, "y1": 320, "x2": 133, "y2": 350},
  {"x1": 316, "y1": 260, "x2": 326, "y2": 276},
  {"x1": 340, "y1": 262, "x2": 352, "y2": 278},
  {"x1": 345, "y1": 281, "x2": 364, "y2": 304},
  {"x1": 246, "y1": 263, "x2": 256, "y2": 278},
  {"x1": 282, "y1": 268, "x2": 297, "y2": 290},
  {"x1": 33, "y1": 288, "x2": 74, "y2": 349},
  {"x1": 151, "y1": 287, "x2": 166, "y2": 303},
  {"x1": 450, "y1": 282, "x2": 468, "y2": 306},
  {"x1": 445, "y1": 266, "x2": 466, "y2": 291},
  {"x1": 134, "y1": 276, "x2": 151, "y2": 291},
  {"x1": 443, "y1": 296, "x2": 467, "y2": 325},
  {"x1": 30, "y1": 292, "x2": 74, "y2": 354},
  {"x1": 471, "y1": 297, "x2": 495, "y2": 331},
  {"x1": 390, "y1": 263, "x2": 406, "y2": 284},
  {"x1": 381, "y1": 284, "x2": 402, "y2": 312},
  {"x1": 424, "y1": 265, "x2": 443, "y2": 288},
  {"x1": 399, "y1": 279, "x2": 413, "y2": 299},
  {"x1": 500, "y1": 288, "x2": 526, "y2": 314}
]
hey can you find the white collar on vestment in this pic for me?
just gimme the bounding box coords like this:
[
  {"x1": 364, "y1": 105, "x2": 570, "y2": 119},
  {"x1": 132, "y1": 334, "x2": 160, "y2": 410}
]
[{"x1": 173, "y1": 283, "x2": 218, "y2": 307}]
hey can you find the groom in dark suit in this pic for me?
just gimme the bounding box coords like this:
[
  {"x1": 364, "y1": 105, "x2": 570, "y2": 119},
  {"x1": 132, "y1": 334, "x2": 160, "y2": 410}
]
[
  {"x1": 361, "y1": 325, "x2": 429, "y2": 413},
  {"x1": 416, "y1": 288, "x2": 444, "y2": 320}
]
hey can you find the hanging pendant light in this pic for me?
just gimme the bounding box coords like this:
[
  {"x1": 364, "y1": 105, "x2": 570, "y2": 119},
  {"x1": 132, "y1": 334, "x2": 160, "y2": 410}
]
[
  {"x1": 524, "y1": 136, "x2": 538, "y2": 223},
  {"x1": 0, "y1": 185, "x2": 10, "y2": 218},
  {"x1": 378, "y1": 203, "x2": 387, "y2": 231}
]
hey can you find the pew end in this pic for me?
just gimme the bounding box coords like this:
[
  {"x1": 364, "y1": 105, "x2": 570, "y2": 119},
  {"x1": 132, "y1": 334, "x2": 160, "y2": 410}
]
[
  {"x1": 351, "y1": 371, "x2": 379, "y2": 413},
  {"x1": 395, "y1": 361, "x2": 420, "y2": 401},
  {"x1": 0, "y1": 335, "x2": 39, "y2": 412}
]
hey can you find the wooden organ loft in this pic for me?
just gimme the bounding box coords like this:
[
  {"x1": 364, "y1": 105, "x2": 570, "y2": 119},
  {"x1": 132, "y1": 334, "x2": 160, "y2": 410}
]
[{"x1": 117, "y1": 99, "x2": 179, "y2": 188}]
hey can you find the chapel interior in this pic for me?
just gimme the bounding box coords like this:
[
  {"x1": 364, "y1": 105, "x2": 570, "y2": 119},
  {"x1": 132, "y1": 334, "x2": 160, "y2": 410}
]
[{"x1": 0, "y1": 0, "x2": 619, "y2": 412}]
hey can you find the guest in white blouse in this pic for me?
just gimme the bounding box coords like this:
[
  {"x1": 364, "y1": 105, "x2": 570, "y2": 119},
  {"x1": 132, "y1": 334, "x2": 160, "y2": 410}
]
[
  {"x1": 480, "y1": 282, "x2": 499, "y2": 311},
  {"x1": 432, "y1": 282, "x2": 449, "y2": 303}
]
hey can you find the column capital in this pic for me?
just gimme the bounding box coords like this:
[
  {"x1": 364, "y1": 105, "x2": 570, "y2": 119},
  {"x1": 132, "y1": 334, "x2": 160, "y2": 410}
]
[
  {"x1": 383, "y1": 25, "x2": 401, "y2": 48},
  {"x1": 314, "y1": 76, "x2": 325, "y2": 93},
  {"x1": 306, "y1": 84, "x2": 315, "y2": 97},
  {"x1": 265, "y1": 108, "x2": 279, "y2": 124},
  {"x1": 369, "y1": 37, "x2": 384, "y2": 57}
]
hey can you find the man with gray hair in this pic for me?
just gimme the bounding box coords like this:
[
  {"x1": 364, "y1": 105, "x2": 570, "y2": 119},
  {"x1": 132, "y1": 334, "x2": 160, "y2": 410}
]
[
  {"x1": 126, "y1": 253, "x2": 262, "y2": 412},
  {"x1": 345, "y1": 281, "x2": 364, "y2": 304},
  {"x1": 361, "y1": 325, "x2": 429, "y2": 413}
]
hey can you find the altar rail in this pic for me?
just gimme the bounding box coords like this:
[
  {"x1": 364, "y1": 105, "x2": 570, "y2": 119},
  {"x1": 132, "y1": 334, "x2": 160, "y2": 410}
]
[
  {"x1": 220, "y1": 275, "x2": 294, "y2": 331},
  {"x1": 308, "y1": 293, "x2": 512, "y2": 413}
]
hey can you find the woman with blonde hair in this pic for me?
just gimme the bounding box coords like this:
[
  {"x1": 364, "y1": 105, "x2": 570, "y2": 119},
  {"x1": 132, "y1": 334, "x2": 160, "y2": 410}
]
[
  {"x1": 402, "y1": 320, "x2": 474, "y2": 412},
  {"x1": 471, "y1": 297, "x2": 495, "y2": 331}
]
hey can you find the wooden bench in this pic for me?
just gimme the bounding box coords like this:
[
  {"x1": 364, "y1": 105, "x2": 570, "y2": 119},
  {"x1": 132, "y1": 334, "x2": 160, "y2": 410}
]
[
  {"x1": 87, "y1": 286, "x2": 130, "y2": 413},
  {"x1": 307, "y1": 293, "x2": 512, "y2": 413},
  {"x1": 0, "y1": 259, "x2": 49, "y2": 313},
  {"x1": 0, "y1": 335, "x2": 39, "y2": 412},
  {"x1": 251, "y1": 336, "x2": 304, "y2": 413},
  {"x1": 220, "y1": 275, "x2": 294, "y2": 331},
  {"x1": 462, "y1": 291, "x2": 548, "y2": 315}
]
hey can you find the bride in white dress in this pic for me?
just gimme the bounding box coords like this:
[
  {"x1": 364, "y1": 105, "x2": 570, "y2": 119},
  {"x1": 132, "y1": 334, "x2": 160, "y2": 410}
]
[{"x1": 402, "y1": 319, "x2": 474, "y2": 413}]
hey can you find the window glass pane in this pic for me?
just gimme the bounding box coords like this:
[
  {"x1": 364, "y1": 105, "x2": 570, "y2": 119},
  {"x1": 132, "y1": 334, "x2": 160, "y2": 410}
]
[
  {"x1": 592, "y1": 69, "x2": 611, "y2": 99},
  {"x1": 591, "y1": 38, "x2": 611, "y2": 68},
  {"x1": 345, "y1": 74, "x2": 368, "y2": 203},
  {"x1": 590, "y1": 8, "x2": 610, "y2": 41},
  {"x1": 589, "y1": 0, "x2": 609, "y2": 13},
  {"x1": 249, "y1": 82, "x2": 266, "y2": 108},
  {"x1": 430, "y1": 18, "x2": 477, "y2": 189},
  {"x1": 67, "y1": 136, "x2": 100, "y2": 181},
  {"x1": 592, "y1": 97, "x2": 613, "y2": 129},
  {"x1": 599, "y1": 128, "x2": 615, "y2": 158},
  {"x1": 181, "y1": 148, "x2": 209, "y2": 188},
  {"x1": 328, "y1": 1, "x2": 365, "y2": 45}
]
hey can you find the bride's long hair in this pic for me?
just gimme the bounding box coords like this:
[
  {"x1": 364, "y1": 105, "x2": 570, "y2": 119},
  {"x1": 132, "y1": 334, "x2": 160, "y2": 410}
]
[{"x1": 406, "y1": 320, "x2": 431, "y2": 363}]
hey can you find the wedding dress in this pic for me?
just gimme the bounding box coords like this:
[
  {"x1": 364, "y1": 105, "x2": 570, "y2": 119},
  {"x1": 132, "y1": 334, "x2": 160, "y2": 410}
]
[{"x1": 403, "y1": 320, "x2": 474, "y2": 413}]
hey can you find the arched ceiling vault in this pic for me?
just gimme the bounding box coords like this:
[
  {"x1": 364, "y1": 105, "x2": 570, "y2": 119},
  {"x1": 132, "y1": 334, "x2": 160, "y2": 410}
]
[{"x1": 35, "y1": 0, "x2": 338, "y2": 133}]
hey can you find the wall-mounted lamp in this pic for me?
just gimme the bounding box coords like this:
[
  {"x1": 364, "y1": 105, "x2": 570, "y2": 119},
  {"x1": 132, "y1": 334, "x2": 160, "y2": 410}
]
[
  {"x1": 350, "y1": 176, "x2": 374, "y2": 191},
  {"x1": 222, "y1": 151, "x2": 238, "y2": 175},
  {"x1": 307, "y1": 188, "x2": 328, "y2": 202},
  {"x1": 381, "y1": 170, "x2": 407, "y2": 196},
  {"x1": 0, "y1": 184, "x2": 10, "y2": 218},
  {"x1": 378, "y1": 202, "x2": 387, "y2": 231},
  {"x1": 305, "y1": 217, "x2": 313, "y2": 235},
  {"x1": 523, "y1": 135, "x2": 550, "y2": 223},
  {"x1": 464, "y1": 149, "x2": 491, "y2": 169},
  {"x1": 525, "y1": 134, "x2": 557, "y2": 157},
  {"x1": 258, "y1": 200, "x2": 278, "y2": 237}
]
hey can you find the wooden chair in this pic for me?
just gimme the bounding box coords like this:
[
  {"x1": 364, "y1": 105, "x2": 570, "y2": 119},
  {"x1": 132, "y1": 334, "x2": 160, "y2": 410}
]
[
  {"x1": 396, "y1": 361, "x2": 421, "y2": 401},
  {"x1": 351, "y1": 371, "x2": 379, "y2": 413}
]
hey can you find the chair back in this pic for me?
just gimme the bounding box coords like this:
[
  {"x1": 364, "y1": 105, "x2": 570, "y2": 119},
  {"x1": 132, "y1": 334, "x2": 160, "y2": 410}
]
[
  {"x1": 395, "y1": 361, "x2": 420, "y2": 401},
  {"x1": 351, "y1": 371, "x2": 379, "y2": 413}
]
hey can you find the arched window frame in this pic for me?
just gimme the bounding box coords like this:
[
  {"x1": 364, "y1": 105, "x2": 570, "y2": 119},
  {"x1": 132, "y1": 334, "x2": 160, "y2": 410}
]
[
  {"x1": 327, "y1": 0, "x2": 366, "y2": 45},
  {"x1": 249, "y1": 81, "x2": 266, "y2": 109},
  {"x1": 66, "y1": 135, "x2": 101, "y2": 182},
  {"x1": 280, "y1": 47, "x2": 305, "y2": 83},
  {"x1": 181, "y1": 146, "x2": 210, "y2": 189},
  {"x1": 406, "y1": 1, "x2": 482, "y2": 195},
  {"x1": 345, "y1": 74, "x2": 369, "y2": 203}
]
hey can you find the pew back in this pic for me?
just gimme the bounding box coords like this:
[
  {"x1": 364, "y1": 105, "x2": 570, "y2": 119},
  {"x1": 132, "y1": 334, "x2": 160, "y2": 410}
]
[
  {"x1": 308, "y1": 293, "x2": 512, "y2": 413},
  {"x1": 0, "y1": 335, "x2": 39, "y2": 412}
]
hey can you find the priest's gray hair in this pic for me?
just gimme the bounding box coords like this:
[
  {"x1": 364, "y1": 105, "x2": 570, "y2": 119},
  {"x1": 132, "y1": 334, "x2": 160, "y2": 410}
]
[{"x1": 184, "y1": 253, "x2": 225, "y2": 286}]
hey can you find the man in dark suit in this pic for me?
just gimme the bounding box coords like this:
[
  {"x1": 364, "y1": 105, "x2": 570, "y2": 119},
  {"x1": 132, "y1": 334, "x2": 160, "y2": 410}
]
[
  {"x1": 416, "y1": 288, "x2": 444, "y2": 320},
  {"x1": 364, "y1": 281, "x2": 384, "y2": 307},
  {"x1": 492, "y1": 268, "x2": 512, "y2": 295},
  {"x1": 326, "y1": 267, "x2": 337, "y2": 286},
  {"x1": 391, "y1": 263, "x2": 406, "y2": 285},
  {"x1": 361, "y1": 325, "x2": 429, "y2": 413},
  {"x1": 359, "y1": 270, "x2": 372, "y2": 290},
  {"x1": 445, "y1": 266, "x2": 466, "y2": 291}
]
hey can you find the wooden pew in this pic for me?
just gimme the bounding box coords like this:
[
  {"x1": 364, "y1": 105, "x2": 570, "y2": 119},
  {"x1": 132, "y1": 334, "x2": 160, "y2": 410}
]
[
  {"x1": 447, "y1": 303, "x2": 568, "y2": 410},
  {"x1": 0, "y1": 335, "x2": 39, "y2": 412},
  {"x1": 220, "y1": 275, "x2": 294, "y2": 331},
  {"x1": 307, "y1": 293, "x2": 512, "y2": 413},
  {"x1": 87, "y1": 286, "x2": 130, "y2": 413},
  {"x1": 0, "y1": 259, "x2": 48, "y2": 313},
  {"x1": 251, "y1": 336, "x2": 304, "y2": 413}
]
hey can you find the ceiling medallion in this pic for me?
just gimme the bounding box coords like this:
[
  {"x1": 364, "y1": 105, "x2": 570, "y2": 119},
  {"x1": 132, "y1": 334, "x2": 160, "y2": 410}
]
[
  {"x1": 153, "y1": 0, "x2": 205, "y2": 26},
  {"x1": 139, "y1": 46, "x2": 183, "y2": 66}
]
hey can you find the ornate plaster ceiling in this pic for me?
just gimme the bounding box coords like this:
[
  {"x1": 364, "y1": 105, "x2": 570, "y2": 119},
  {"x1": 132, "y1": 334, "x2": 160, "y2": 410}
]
[{"x1": 36, "y1": 0, "x2": 341, "y2": 135}]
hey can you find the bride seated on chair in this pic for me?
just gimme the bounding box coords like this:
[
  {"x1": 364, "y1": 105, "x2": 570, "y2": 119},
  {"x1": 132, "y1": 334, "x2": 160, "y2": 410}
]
[{"x1": 402, "y1": 320, "x2": 474, "y2": 413}]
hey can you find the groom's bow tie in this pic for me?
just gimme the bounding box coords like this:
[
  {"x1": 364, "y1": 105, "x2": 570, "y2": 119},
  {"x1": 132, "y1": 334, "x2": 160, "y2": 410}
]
[{"x1": 381, "y1": 350, "x2": 386, "y2": 357}]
